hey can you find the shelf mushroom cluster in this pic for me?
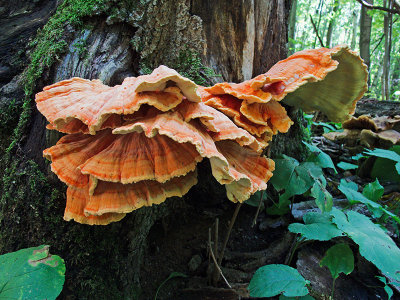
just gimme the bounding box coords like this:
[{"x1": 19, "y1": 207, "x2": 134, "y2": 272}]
[
  {"x1": 36, "y1": 45, "x2": 368, "y2": 225},
  {"x1": 37, "y1": 66, "x2": 275, "y2": 225},
  {"x1": 199, "y1": 45, "x2": 367, "y2": 144}
]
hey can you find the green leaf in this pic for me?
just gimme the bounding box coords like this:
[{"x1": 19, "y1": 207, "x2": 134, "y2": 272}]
[
  {"x1": 303, "y1": 141, "x2": 337, "y2": 172},
  {"x1": 270, "y1": 156, "x2": 299, "y2": 192},
  {"x1": 249, "y1": 264, "x2": 309, "y2": 298},
  {"x1": 0, "y1": 245, "x2": 65, "y2": 300},
  {"x1": 365, "y1": 148, "x2": 400, "y2": 163},
  {"x1": 310, "y1": 182, "x2": 333, "y2": 213},
  {"x1": 376, "y1": 276, "x2": 393, "y2": 300},
  {"x1": 279, "y1": 295, "x2": 315, "y2": 300},
  {"x1": 331, "y1": 208, "x2": 400, "y2": 281},
  {"x1": 338, "y1": 181, "x2": 400, "y2": 224},
  {"x1": 339, "y1": 179, "x2": 359, "y2": 192},
  {"x1": 320, "y1": 243, "x2": 354, "y2": 280},
  {"x1": 245, "y1": 191, "x2": 266, "y2": 207},
  {"x1": 266, "y1": 194, "x2": 291, "y2": 216},
  {"x1": 362, "y1": 179, "x2": 384, "y2": 202},
  {"x1": 337, "y1": 162, "x2": 358, "y2": 170},
  {"x1": 288, "y1": 212, "x2": 344, "y2": 241}
]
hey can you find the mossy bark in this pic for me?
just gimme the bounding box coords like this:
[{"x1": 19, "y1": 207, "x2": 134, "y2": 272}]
[{"x1": 0, "y1": 1, "x2": 304, "y2": 299}]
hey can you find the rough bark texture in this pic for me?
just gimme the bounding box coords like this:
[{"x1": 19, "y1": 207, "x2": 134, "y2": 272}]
[{"x1": 0, "y1": 1, "x2": 297, "y2": 299}]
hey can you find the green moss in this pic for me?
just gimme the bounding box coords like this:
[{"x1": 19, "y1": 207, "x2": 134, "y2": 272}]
[{"x1": 140, "y1": 48, "x2": 221, "y2": 85}]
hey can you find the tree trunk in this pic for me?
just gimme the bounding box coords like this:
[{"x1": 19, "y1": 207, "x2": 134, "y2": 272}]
[
  {"x1": 350, "y1": 9, "x2": 358, "y2": 50},
  {"x1": 325, "y1": 0, "x2": 340, "y2": 48},
  {"x1": 383, "y1": 0, "x2": 394, "y2": 101},
  {"x1": 288, "y1": 0, "x2": 298, "y2": 54},
  {"x1": 0, "y1": 0, "x2": 295, "y2": 299},
  {"x1": 359, "y1": 0, "x2": 373, "y2": 88}
]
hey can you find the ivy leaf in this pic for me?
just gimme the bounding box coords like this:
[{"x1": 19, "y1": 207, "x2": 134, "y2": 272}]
[
  {"x1": 288, "y1": 212, "x2": 344, "y2": 241},
  {"x1": 331, "y1": 208, "x2": 400, "y2": 282},
  {"x1": 362, "y1": 179, "x2": 384, "y2": 202},
  {"x1": 249, "y1": 264, "x2": 309, "y2": 298},
  {"x1": 320, "y1": 243, "x2": 354, "y2": 280},
  {"x1": 0, "y1": 245, "x2": 65, "y2": 300}
]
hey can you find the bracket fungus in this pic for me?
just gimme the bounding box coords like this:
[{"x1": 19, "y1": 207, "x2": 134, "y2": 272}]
[
  {"x1": 38, "y1": 65, "x2": 274, "y2": 225},
  {"x1": 37, "y1": 46, "x2": 367, "y2": 225}
]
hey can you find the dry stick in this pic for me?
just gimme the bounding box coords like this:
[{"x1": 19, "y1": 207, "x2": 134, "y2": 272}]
[
  {"x1": 309, "y1": 15, "x2": 325, "y2": 47},
  {"x1": 252, "y1": 190, "x2": 265, "y2": 227},
  {"x1": 355, "y1": 0, "x2": 400, "y2": 14},
  {"x1": 208, "y1": 228, "x2": 232, "y2": 289},
  {"x1": 212, "y1": 218, "x2": 220, "y2": 286}
]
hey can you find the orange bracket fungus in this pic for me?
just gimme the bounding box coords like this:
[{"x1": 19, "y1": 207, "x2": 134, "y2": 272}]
[{"x1": 36, "y1": 46, "x2": 367, "y2": 225}]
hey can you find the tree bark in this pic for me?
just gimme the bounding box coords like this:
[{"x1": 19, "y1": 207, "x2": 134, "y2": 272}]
[
  {"x1": 359, "y1": 0, "x2": 373, "y2": 88},
  {"x1": 383, "y1": 0, "x2": 394, "y2": 100},
  {"x1": 288, "y1": 0, "x2": 298, "y2": 54},
  {"x1": 0, "y1": 1, "x2": 296, "y2": 299}
]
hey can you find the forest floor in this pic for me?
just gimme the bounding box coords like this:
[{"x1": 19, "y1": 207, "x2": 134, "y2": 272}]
[{"x1": 138, "y1": 101, "x2": 400, "y2": 300}]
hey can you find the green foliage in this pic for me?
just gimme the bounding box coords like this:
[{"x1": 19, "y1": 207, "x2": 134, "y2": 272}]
[
  {"x1": 154, "y1": 272, "x2": 187, "y2": 300},
  {"x1": 268, "y1": 143, "x2": 335, "y2": 215},
  {"x1": 0, "y1": 245, "x2": 65, "y2": 299},
  {"x1": 320, "y1": 243, "x2": 354, "y2": 280},
  {"x1": 331, "y1": 208, "x2": 400, "y2": 282},
  {"x1": 289, "y1": 212, "x2": 344, "y2": 241},
  {"x1": 338, "y1": 179, "x2": 400, "y2": 223},
  {"x1": 376, "y1": 276, "x2": 394, "y2": 300},
  {"x1": 337, "y1": 161, "x2": 358, "y2": 170},
  {"x1": 248, "y1": 264, "x2": 310, "y2": 298},
  {"x1": 279, "y1": 295, "x2": 315, "y2": 300},
  {"x1": 366, "y1": 147, "x2": 400, "y2": 182}
]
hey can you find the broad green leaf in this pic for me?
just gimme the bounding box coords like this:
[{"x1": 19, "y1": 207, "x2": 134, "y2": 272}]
[
  {"x1": 320, "y1": 243, "x2": 354, "y2": 280},
  {"x1": 365, "y1": 148, "x2": 400, "y2": 162},
  {"x1": 303, "y1": 141, "x2": 337, "y2": 172},
  {"x1": 270, "y1": 156, "x2": 299, "y2": 191},
  {"x1": 279, "y1": 295, "x2": 315, "y2": 300},
  {"x1": 288, "y1": 212, "x2": 344, "y2": 241},
  {"x1": 0, "y1": 245, "x2": 65, "y2": 300},
  {"x1": 331, "y1": 208, "x2": 400, "y2": 281},
  {"x1": 249, "y1": 264, "x2": 309, "y2": 298},
  {"x1": 337, "y1": 162, "x2": 358, "y2": 170},
  {"x1": 339, "y1": 179, "x2": 359, "y2": 192},
  {"x1": 352, "y1": 153, "x2": 365, "y2": 161},
  {"x1": 362, "y1": 179, "x2": 384, "y2": 202},
  {"x1": 339, "y1": 182, "x2": 400, "y2": 224}
]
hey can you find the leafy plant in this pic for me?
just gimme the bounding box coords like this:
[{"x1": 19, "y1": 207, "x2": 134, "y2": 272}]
[
  {"x1": 320, "y1": 243, "x2": 354, "y2": 299},
  {"x1": 268, "y1": 142, "x2": 336, "y2": 215},
  {"x1": 338, "y1": 179, "x2": 400, "y2": 224},
  {"x1": 0, "y1": 245, "x2": 65, "y2": 299},
  {"x1": 376, "y1": 276, "x2": 394, "y2": 300},
  {"x1": 248, "y1": 264, "x2": 310, "y2": 298},
  {"x1": 365, "y1": 146, "x2": 400, "y2": 182}
]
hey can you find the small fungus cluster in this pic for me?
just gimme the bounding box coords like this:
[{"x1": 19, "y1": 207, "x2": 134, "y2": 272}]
[{"x1": 36, "y1": 45, "x2": 367, "y2": 225}]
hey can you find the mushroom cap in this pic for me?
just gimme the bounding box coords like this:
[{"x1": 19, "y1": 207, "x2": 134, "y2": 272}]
[
  {"x1": 213, "y1": 141, "x2": 275, "y2": 202},
  {"x1": 200, "y1": 86, "x2": 292, "y2": 139},
  {"x1": 79, "y1": 132, "x2": 202, "y2": 184},
  {"x1": 43, "y1": 130, "x2": 117, "y2": 187},
  {"x1": 84, "y1": 171, "x2": 198, "y2": 216},
  {"x1": 132, "y1": 65, "x2": 201, "y2": 102},
  {"x1": 65, "y1": 185, "x2": 126, "y2": 225},
  {"x1": 279, "y1": 45, "x2": 368, "y2": 122},
  {"x1": 343, "y1": 115, "x2": 378, "y2": 131},
  {"x1": 36, "y1": 75, "x2": 187, "y2": 134}
]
